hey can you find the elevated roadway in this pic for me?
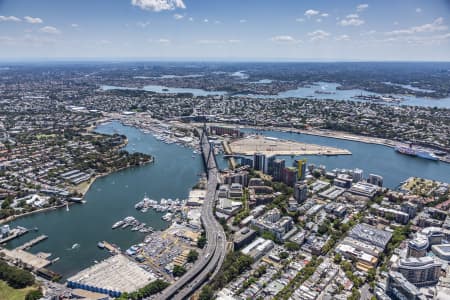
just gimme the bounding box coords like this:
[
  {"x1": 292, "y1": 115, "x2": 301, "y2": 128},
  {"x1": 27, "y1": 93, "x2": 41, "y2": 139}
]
[{"x1": 159, "y1": 127, "x2": 226, "y2": 300}]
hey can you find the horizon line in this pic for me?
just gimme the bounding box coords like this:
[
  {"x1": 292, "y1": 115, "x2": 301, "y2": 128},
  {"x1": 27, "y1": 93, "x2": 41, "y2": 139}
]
[{"x1": 1, "y1": 58, "x2": 450, "y2": 64}]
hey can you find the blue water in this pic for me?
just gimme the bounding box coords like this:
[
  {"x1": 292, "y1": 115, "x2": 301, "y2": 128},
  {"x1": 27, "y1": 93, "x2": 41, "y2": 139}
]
[
  {"x1": 4, "y1": 122, "x2": 448, "y2": 279},
  {"x1": 242, "y1": 129, "x2": 450, "y2": 189},
  {"x1": 101, "y1": 84, "x2": 227, "y2": 96},
  {"x1": 101, "y1": 81, "x2": 450, "y2": 108},
  {"x1": 5, "y1": 122, "x2": 203, "y2": 278},
  {"x1": 240, "y1": 82, "x2": 450, "y2": 108}
]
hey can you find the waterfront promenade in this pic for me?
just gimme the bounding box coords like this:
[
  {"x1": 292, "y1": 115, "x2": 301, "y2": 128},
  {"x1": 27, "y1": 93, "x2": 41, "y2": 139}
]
[{"x1": 159, "y1": 127, "x2": 226, "y2": 299}]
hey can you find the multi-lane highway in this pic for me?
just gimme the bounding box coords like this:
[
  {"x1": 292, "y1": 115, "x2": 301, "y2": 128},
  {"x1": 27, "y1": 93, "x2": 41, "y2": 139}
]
[{"x1": 159, "y1": 127, "x2": 226, "y2": 300}]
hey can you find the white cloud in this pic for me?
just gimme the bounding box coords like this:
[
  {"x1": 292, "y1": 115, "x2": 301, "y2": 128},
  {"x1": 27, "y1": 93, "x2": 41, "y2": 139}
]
[
  {"x1": 304, "y1": 9, "x2": 320, "y2": 18},
  {"x1": 0, "y1": 15, "x2": 21, "y2": 22},
  {"x1": 0, "y1": 36, "x2": 16, "y2": 45},
  {"x1": 188, "y1": 17, "x2": 194, "y2": 22},
  {"x1": 386, "y1": 17, "x2": 448, "y2": 35},
  {"x1": 173, "y1": 14, "x2": 184, "y2": 20},
  {"x1": 197, "y1": 39, "x2": 239, "y2": 45},
  {"x1": 339, "y1": 14, "x2": 365, "y2": 26},
  {"x1": 357, "y1": 4, "x2": 369, "y2": 12},
  {"x1": 131, "y1": 0, "x2": 185, "y2": 12},
  {"x1": 416, "y1": 8, "x2": 422, "y2": 13},
  {"x1": 148, "y1": 38, "x2": 171, "y2": 44},
  {"x1": 335, "y1": 34, "x2": 350, "y2": 41},
  {"x1": 239, "y1": 19, "x2": 247, "y2": 23},
  {"x1": 360, "y1": 30, "x2": 376, "y2": 36},
  {"x1": 321, "y1": 13, "x2": 329, "y2": 17},
  {"x1": 39, "y1": 26, "x2": 61, "y2": 34},
  {"x1": 296, "y1": 18, "x2": 305, "y2": 23},
  {"x1": 307, "y1": 30, "x2": 330, "y2": 41},
  {"x1": 157, "y1": 38, "x2": 170, "y2": 44},
  {"x1": 271, "y1": 35, "x2": 301, "y2": 44},
  {"x1": 2, "y1": 34, "x2": 57, "y2": 47},
  {"x1": 24, "y1": 16, "x2": 43, "y2": 24},
  {"x1": 214, "y1": 20, "x2": 221, "y2": 24},
  {"x1": 98, "y1": 39, "x2": 111, "y2": 45},
  {"x1": 71, "y1": 23, "x2": 79, "y2": 28},
  {"x1": 203, "y1": 19, "x2": 209, "y2": 23},
  {"x1": 377, "y1": 32, "x2": 450, "y2": 45},
  {"x1": 137, "y1": 21, "x2": 151, "y2": 28},
  {"x1": 346, "y1": 14, "x2": 359, "y2": 19}
]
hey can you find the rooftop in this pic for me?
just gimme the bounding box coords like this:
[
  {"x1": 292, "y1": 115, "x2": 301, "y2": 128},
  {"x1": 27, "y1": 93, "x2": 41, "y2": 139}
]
[{"x1": 67, "y1": 254, "x2": 155, "y2": 293}]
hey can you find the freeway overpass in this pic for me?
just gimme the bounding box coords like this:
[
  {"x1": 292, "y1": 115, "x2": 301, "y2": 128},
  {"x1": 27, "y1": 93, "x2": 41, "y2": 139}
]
[{"x1": 159, "y1": 126, "x2": 227, "y2": 300}]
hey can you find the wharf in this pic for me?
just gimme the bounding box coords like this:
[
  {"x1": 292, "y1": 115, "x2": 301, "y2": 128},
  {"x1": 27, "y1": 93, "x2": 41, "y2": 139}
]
[
  {"x1": 102, "y1": 241, "x2": 121, "y2": 254},
  {"x1": 0, "y1": 248, "x2": 52, "y2": 270},
  {"x1": 16, "y1": 235, "x2": 48, "y2": 250},
  {"x1": 0, "y1": 227, "x2": 29, "y2": 244}
]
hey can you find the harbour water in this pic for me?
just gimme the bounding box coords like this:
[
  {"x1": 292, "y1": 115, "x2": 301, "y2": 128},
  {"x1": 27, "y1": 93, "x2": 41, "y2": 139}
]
[
  {"x1": 101, "y1": 82, "x2": 450, "y2": 108},
  {"x1": 4, "y1": 122, "x2": 450, "y2": 279},
  {"x1": 242, "y1": 128, "x2": 450, "y2": 188},
  {"x1": 5, "y1": 122, "x2": 203, "y2": 279},
  {"x1": 243, "y1": 82, "x2": 450, "y2": 108},
  {"x1": 101, "y1": 84, "x2": 227, "y2": 96}
]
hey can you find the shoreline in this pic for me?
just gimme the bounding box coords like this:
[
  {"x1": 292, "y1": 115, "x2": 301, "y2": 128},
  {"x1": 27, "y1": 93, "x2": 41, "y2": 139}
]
[
  {"x1": 195, "y1": 122, "x2": 449, "y2": 164},
  {"x1": 197, "y1": 122, "x2": 398, "y2": 148},
  {"x1": 0, "y1": 127, "x2": 155, "y2": 225},
  {"x1": 0, "y1": 203, "x2": 67, "y2": 225}
]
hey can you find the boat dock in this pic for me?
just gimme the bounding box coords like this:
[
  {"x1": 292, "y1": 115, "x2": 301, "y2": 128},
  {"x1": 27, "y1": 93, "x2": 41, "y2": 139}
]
[
  {"x1": 0, "y1": 226, "x2": 29, "y2": 244},
  {"x1": 102, "y1": 241, "x2": 121, "y2": 255},
  {"x1": 16, "y1": 235, "x2": 48, "y2": 250},
  {"x1": 0, "y1": 248, "x2": 52, "y2": 270}
]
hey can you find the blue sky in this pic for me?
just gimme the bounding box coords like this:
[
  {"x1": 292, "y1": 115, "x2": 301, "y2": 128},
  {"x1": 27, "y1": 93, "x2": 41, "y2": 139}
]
[{"x1": 0, "y1": 0, "x2": 449, "y2": 61}]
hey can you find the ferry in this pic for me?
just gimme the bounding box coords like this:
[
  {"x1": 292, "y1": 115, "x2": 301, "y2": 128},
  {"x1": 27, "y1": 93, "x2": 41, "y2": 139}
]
[{"x1": 395, "y1": 146, "x2": 438, "y2": 161}]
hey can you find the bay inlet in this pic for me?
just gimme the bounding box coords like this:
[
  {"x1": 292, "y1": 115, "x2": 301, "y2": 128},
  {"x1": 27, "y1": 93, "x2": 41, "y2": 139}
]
[{"x1": 4, "y1": 121, "x2": 450, "y2": 280}]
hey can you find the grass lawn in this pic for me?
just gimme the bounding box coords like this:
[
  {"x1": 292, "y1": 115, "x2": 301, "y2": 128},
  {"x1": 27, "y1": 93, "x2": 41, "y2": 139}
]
[{"x1": 0, "y1": 280, "x2": 37, "y2": 300}]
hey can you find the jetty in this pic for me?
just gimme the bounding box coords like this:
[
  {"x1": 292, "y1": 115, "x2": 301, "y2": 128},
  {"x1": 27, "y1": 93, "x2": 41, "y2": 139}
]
[
  {"x1": 0, "y1": 226, "x2": 29, "y2": 244},
  {"x1": 16, "y1": 235, "x2": 48, "y2": 250}
]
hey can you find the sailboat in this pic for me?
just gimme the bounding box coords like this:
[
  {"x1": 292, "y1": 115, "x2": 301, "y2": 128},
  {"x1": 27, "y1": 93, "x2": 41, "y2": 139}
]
[{"x1": 66, "y1": 202, "x2": 69, "y2": 212}]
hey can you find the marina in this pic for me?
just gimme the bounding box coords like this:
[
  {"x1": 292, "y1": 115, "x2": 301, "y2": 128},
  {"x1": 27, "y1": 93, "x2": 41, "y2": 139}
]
[
  {"x1": 0, "y1": 226, "x2": 29, "y2": 244},
  {"x1": 4, "y1": 121, "x2": 202, "y2": 279},
  {"x1": 3, "y1": 121, "x2": 450, "y2": 280}
]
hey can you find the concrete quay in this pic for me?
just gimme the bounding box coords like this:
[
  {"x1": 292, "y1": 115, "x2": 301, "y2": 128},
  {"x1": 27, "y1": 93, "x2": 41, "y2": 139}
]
[{"x1": 229, "y1": 135, "x2": 351, "y2": 156}]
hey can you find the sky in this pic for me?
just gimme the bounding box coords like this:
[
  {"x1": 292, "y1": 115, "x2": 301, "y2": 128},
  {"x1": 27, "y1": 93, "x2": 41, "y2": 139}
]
[{"x1": 0, "y1": 0, "x2": 450, "y2": 61}]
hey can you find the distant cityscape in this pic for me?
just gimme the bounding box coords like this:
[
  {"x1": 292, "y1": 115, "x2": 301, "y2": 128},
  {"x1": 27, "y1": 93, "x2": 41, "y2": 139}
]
[{"x1": 0, "y1": 61, "x2": 449, "y2": 300}]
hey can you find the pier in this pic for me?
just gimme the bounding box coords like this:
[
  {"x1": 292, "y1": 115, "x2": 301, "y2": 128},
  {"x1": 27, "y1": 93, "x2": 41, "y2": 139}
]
[
  {"x1": 16, "y1": 235, "x2": 48, "y2": 250},
  {"x1": 0, "y1": 248, "x2": 52, "y2": 270},
  {"x1": 102, "y1": 241, "x2": 121, "y2": 254},
  {"x1": 0, "y1": 226, "x2": 29, "y2": 244}
]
